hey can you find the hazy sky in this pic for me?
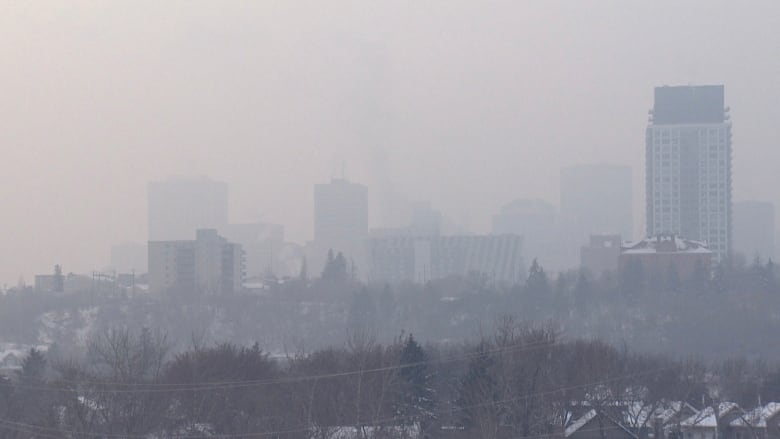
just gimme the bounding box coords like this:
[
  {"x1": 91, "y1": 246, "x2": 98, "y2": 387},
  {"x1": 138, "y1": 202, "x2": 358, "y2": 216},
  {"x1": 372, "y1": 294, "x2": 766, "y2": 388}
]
[{"x1": 1, "y1": 1, "x2": 779, "y2": 283}]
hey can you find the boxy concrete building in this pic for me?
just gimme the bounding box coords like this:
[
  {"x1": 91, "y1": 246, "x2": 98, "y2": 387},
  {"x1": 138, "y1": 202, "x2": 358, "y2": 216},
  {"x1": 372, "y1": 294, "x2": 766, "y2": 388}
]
[{"x1": 148, "y1": 229, "x2": 243, "y2": 295}]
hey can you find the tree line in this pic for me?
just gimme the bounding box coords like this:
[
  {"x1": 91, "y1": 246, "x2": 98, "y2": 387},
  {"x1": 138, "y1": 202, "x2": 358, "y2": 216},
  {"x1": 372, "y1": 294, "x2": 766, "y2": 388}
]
[
  {"x1": 2, "y1": 320, "x2": 780, "y2": 439},
  {"x1": 1, "y1": 253, "x2": 779, "y2": 369}
]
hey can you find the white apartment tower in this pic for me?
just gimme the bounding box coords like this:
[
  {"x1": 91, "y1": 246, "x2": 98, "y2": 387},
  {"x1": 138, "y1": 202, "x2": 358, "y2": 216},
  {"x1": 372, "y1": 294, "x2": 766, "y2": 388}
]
[{"x1": 646, "y1": 85, "x2": 732, "y2": 262}]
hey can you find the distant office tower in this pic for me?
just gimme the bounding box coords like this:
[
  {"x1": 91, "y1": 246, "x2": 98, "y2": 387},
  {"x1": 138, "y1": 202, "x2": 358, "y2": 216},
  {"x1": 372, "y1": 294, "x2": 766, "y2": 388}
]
[
  {"x1": 311, "y1": 178, "x2": 369, "y2": 277},
  {"x1": 148, "y1": 176, "x2": 229, "y2": 241},
  {"x1": 560, "y1": 164, "x2": 633, "y2": 243},
  {"x1": 492, "y1": 199, "x2": 558, "y2": 270},
  {"x1": 148, "y1": 229, "x2": 243, "y2": 294},
  {"x1": 369, "y1": 234, "x2": 524, "y2": 284},
  {"x1": 646, "y1": 85, "x2": 732, "y2": 262},
  {"x1": 733, "y1": 201, "x2": 775, "y2": 261}
]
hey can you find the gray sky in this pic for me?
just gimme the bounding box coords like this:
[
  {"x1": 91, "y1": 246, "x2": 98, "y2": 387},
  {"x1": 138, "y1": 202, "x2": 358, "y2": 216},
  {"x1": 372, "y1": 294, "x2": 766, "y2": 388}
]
[{"x1": 1, "y1": 0, "x2": 778, "y2": 283}]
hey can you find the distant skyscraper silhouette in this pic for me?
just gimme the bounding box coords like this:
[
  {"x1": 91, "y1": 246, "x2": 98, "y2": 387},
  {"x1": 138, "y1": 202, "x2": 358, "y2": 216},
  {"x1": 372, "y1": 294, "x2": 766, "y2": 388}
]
[
  {"x1": 147, "y1": 176, "x2": 228, "y2": 241},
  {"x1": 560, "y1": 164, "x2": 633, "y2": 241},
  {"x1": 646, "y1": 85, "x2": 732, "y2": 262},
  {"x1": 311, "y1": 178, "x2": 369, "y2": 277}
]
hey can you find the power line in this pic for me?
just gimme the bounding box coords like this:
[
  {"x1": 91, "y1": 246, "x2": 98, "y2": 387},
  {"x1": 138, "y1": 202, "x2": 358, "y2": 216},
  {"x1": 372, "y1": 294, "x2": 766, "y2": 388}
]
[
  {"x1": 0, "y1": 365, "x2": 679, "y2": 439},
  {"x1": 3, "y1": 337, "x2": 565, "y2": 393}
]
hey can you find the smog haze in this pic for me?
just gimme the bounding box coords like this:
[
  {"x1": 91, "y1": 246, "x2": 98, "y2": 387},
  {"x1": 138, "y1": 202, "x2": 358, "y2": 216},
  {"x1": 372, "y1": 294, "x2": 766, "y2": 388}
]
[{"x1": 1, "y1": 0, "x2": 778, "y2": 282}]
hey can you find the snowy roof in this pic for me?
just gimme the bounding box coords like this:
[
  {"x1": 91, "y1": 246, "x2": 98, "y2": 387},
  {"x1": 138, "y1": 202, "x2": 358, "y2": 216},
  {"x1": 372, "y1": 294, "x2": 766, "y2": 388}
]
[
  {"x1": 681, "y1": 402, "x2": 739, "y2": 428},
  {"x1": 730, "y1": 403, "x2": 780, "y2": 428},
  {"x1": 622, "y1": 235, "x2": 712, "y2": 255},
  {"x1": 566, "y1": 409, "x2": 598, "y2": 437},
  {"x1": 624, "y1": 403, "x2": 655, "y2": 427},
  {"x1": 620, "y1": 401, "x2": 694, "y2": 429},
  {"x1": 655, "y1": 401, "x2": 691, "y2": 424}
]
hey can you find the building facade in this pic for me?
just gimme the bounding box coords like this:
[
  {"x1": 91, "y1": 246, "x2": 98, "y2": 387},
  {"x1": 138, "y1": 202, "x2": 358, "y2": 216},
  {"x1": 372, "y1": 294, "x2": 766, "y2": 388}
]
[
  {"x1": 368, "y1": 234, "x2": 524, "y2": 284},
  {"x1": 646, "y1": 85, "x2": 732, "y2": 262},
  {"x1": 310, "y1": 178, "x2": 369, "y2": 278},
  {"x1": 619, "y1": 235, "x2": 713, "y2": 283},
  {"x1": 580, "y1": 234, "x2": 622, "y2": 277},
  {"x1": 148, "y1": 229, "x2": 243, "y2": 294},
  {"x1": 147, "y1": 176, "x2": 229, "y2": 241}
]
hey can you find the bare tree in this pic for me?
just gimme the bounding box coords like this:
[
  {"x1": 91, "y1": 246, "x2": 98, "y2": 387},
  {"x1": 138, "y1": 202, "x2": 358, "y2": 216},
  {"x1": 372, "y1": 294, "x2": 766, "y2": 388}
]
[{"x1": 87, "y1": 327, "x2": 170, "y2": 437}]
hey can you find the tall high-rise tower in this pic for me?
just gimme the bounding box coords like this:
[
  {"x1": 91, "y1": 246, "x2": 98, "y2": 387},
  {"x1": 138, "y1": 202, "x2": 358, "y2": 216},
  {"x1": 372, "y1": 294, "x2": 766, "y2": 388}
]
[{"x1": 646, "y1": 85, "x2": 732, "y2": 262}]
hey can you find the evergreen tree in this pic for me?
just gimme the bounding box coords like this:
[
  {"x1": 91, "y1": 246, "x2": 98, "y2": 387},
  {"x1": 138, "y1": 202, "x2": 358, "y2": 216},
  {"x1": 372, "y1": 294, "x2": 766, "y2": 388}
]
[
  {"x1": 526, "y1": 259, "x2": 550, "y2": 296},
  {"x1": 17, "y1": 348, "x2": 46, "y2": 386},
  {"x1": 397, "y1": 334, "x2": 434, "y2": 425},
  {"x1": 321, "y1": 249, "x2": 335, "y2": 279},
  {"x1": 321, "y1": 250, "x2": 348, "y2": 282},
  {"x1": 334, "y1": 252, "x2": 348, "y2": 279},
  {"x1": 12, "y1": 348, "x2": 55, "y2": 429},
  {"x1": 525, "y1": 259, "x2": 551, "y2": 313}
]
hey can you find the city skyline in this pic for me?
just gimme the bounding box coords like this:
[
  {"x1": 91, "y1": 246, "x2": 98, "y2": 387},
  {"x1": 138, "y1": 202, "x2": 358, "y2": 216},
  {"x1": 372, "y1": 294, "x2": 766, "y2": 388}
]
[
  {"x1": 19, "y1": 153, "x2": 780, "y2": 283},
  {"x1": 2, "y1": 2, "x2": 780, "y2": 283},
  {"x1": 3, "y1": 5, "x2": 780, "y2": 434}
]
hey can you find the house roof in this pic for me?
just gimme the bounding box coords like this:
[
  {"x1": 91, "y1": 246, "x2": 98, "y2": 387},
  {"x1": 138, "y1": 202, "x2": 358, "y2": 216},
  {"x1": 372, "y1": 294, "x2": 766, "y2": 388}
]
[
  {"x1": 681, "y1": 402, "x2": 739, "y2": 428},
  {"x1": 730, "y1": 403, "x2": 780, "y2": 428},
  {"x1": 621, "y1": 235, "x2": 712, "y2": 255},
  {"x1": 623, "y1": 401, "x2": 692, "y2": 428},
  {"x1": 566, "y1": 409, "x2": 598, "y2": 437},
  {"x1": 655, "y1": 402, "x2": 683, "y2": 424},
  {"x1": 565, "y1": 409, "x2": 638, "y2": 439}
]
